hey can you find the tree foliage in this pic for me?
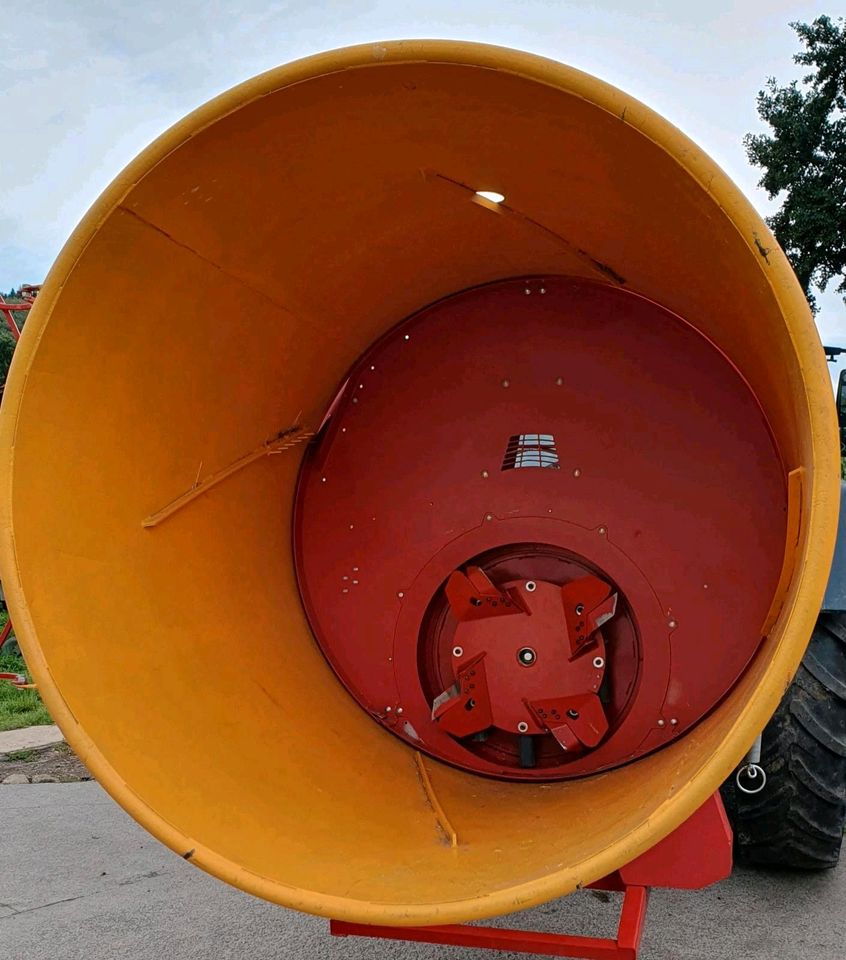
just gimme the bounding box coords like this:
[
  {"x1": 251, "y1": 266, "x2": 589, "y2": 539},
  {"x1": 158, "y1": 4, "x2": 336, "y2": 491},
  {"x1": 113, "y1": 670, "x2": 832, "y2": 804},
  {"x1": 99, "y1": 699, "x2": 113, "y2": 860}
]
[{"x1": 745, "y1": 15, "x2": 846, "y2": 310}]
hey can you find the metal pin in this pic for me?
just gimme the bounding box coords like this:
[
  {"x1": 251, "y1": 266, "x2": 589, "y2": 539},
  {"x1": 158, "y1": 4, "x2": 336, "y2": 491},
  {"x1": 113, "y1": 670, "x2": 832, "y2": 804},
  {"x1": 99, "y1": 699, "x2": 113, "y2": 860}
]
[
  {"x1": 481, "y1": 470, "x2": 489, "y2": 478},
  {"x1": 573, "y1": 468, "x2": 581, "y2": 478},
  {"x1": 501, "y1": 379, "x2": 510, "y2": 388}
]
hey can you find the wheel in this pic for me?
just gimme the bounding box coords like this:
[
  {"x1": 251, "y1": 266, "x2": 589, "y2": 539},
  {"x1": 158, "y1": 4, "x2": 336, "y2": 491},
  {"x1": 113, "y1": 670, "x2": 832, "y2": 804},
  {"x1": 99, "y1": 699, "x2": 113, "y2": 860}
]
[{"x1": 722, "y1": 611, "x2": 846, "y2": 869}]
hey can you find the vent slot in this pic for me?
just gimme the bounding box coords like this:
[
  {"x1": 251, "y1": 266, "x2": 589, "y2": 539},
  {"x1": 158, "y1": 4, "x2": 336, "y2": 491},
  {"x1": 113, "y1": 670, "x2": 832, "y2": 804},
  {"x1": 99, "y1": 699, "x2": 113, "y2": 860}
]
[{"x1": 501, "y1": 434, "x2": 559, "y2": 471}]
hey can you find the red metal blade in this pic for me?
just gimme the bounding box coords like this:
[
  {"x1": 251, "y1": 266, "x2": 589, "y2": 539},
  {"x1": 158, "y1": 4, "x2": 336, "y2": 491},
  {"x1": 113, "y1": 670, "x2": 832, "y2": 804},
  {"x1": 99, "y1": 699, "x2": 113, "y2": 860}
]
[
  {"x1": 527, "y1": 693, "x2": 609, "y2": 753},
  {"x1": 432, "y1": 653, "x2": 493, "y2": 737},
  {"x1": 560, "y1": 576, "x2": 617, "y2": 656},
  {"x1": 445, "y1": 567, "x2": 525, "y2": 622}
]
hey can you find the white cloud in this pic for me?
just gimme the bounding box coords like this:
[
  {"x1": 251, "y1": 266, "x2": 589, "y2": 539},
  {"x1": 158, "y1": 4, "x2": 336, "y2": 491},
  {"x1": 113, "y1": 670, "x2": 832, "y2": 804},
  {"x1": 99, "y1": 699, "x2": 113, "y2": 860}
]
[{"x1": 2, "y1": 0, "x2": 842, "y2": 378}]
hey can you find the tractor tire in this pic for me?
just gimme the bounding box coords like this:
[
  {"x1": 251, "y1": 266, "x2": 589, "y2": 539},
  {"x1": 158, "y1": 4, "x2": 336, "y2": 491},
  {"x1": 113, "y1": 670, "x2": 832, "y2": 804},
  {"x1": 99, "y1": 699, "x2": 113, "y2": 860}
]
[{"x1": 721, "y1": 611, "x2": 846, "y2": 869}]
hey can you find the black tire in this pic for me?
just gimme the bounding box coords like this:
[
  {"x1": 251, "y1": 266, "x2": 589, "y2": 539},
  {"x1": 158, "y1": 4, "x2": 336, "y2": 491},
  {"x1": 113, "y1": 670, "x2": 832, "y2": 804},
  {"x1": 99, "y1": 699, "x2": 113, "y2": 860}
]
[{"x1": 721, "y1": 611, "x2": 846, "y2": 869}]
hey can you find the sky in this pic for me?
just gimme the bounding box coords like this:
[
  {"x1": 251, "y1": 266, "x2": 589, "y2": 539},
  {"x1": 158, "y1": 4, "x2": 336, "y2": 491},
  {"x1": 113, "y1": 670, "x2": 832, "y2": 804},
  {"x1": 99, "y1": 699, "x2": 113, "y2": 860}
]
[{"x1": 1, "y1": 1, "x2": 844, "y2": 379}]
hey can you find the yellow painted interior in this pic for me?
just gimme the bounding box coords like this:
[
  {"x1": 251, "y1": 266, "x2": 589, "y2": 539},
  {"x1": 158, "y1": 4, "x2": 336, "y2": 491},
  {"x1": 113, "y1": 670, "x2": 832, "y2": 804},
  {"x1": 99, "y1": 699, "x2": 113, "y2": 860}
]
[{"x1": 0, "y1": 41, "x2": 838, "y2": 925}]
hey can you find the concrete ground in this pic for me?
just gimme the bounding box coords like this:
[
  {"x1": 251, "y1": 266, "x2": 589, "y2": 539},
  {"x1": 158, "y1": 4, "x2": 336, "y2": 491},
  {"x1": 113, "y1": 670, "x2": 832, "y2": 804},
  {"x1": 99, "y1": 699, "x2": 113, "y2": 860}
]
[
  {"x1": 0, "y1": 724, "x2": 62, "y2": 754},
  {"x1": 1, "y1": 782, "x2": 843, "y2": 960}
]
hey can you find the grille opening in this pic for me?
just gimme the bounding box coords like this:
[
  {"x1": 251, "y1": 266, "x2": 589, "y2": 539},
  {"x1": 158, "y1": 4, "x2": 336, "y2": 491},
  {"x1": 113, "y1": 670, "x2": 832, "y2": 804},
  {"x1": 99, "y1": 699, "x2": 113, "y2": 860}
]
[{"x1": 501, "y1": 433, "x2": 560, "y2": 470}]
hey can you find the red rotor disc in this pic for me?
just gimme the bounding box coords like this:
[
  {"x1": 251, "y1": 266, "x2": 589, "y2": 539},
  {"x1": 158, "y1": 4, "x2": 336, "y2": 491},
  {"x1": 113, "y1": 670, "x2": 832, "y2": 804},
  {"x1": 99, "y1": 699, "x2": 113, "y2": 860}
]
[{"x1": 293, "y1": 276, "x2": 786, "y2": 780}]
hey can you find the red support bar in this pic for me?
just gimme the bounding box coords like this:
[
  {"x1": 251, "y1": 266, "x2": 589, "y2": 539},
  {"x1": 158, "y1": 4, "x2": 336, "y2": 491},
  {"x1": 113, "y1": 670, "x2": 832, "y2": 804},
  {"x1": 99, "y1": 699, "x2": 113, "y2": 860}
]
[
  {"x1": 0, "y1": 618, "x2": 12, "y2": 650},
  {"x1": 330, "y1": 884, "x2": 649, "y2": 959},
  {"x1": 0, "y1": 297, "x2": 27, "y2": 340}
]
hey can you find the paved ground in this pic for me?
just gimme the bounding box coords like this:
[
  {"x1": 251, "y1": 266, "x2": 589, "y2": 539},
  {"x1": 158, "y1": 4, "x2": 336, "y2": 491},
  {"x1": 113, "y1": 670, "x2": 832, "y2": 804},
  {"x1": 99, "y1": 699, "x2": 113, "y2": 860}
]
[
  {"x1": 0, "y1": 724, "x2": 62, "y2": 754},
  {"x1": 2, "y1": 782, "x2": 844, "y2": 960}
]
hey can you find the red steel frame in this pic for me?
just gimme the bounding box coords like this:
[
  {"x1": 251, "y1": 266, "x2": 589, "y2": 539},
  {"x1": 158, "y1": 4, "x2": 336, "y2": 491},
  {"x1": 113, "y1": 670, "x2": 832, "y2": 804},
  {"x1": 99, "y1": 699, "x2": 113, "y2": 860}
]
[
  {"x1": 332, "y1": 882, "x2": 648, "y2": 960},
  {"x1": 0, "y1": 285, "x2": 37, "y2": 656},
  {"x1": 330, "y1": 792, "x2": 732, "y2": 959}
]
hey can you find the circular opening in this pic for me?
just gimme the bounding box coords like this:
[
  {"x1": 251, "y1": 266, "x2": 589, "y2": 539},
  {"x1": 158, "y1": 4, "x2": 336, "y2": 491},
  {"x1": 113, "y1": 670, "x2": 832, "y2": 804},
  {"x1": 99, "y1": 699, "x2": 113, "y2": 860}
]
[{"x1": 517, "y1": 646, "x2": 537, "y2": 666}]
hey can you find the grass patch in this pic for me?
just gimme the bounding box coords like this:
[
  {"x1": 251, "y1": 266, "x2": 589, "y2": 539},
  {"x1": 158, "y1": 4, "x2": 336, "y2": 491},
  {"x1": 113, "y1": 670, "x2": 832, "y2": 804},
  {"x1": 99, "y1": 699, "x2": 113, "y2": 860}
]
[
  {"x1": 0, "y1": 646, "x2": 53, "y2": 732},
  {"x1": 3, "y1": 748, "x2": 37, "y2": 762}
]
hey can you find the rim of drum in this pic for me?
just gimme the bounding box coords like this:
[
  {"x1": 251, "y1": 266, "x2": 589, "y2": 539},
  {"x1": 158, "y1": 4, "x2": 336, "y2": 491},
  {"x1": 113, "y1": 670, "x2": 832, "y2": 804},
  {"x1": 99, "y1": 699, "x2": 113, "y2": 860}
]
[{"x1": 0, "y1": 39, "x2": 838, "y2": 925}]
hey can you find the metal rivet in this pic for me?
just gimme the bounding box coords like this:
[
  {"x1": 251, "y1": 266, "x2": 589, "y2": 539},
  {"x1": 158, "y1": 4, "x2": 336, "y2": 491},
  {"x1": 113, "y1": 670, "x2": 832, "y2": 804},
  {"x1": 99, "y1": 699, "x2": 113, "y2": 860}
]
[
  {"x1": 342, "y1": 576, "x2": 349, "y2": 581},
  {"x1": 658, "y1": 719, "x2": 666, "y2": 727},
  {"x1": 342, "y1": 588, "x2": 349, "y2": 594},
  {"x1": 524, "y1": 289, "x2": 531, "y2": 296},
  {"x1": 575, "y1": 603, "x2": 584, "y2": 615},
  {"x1": 593, "y1": 656, "x2": 605, "y2": 669},
  {"x1": 525, "y1": 581, "x2": 537, "y2": 592},
  {"x1": 703, "y1": 583, "x2": 709, "y2": 590},
  {"x1": 670, "y1": 718, "x2": 678, "y2": 726},
  {"x1": 573, "y1": 468, "x2": 581, "y2": 478},
  {"x1": 321, "y1": 476, "x2": 327, "y2": 483},
  {"x1": 481, "y1": 470, "x2": 489, "y2": 478},
  {"x1": 556, "y1": 377, "x2": 564, "y2": 385},
  {"x1": 397, "y1": 707, "x2": 403, "y2": 715},
  {"x1": 349, "y1": 524, "x2": 354, "y2": 530},
  {"x1": 352, "y1": 580, "x2": 359, "y2": 585},
  {"x1": 598, "y1": 526, "x2": 607, "y2": 535},
  {"x1": 517, "y1": 721, "x2": 529, "y2": 733},
  {"x1": 397, "y1": 591, "x2": 404, "y2": 599},
  {"x1": 370, "y1": 365, "x2": 375, "y2": 370},
  {"x1": 485, "y1": 513, "x2": 493, "y2": 521},
  {"x1": 540, "y1": 287, "x2": 546, "y2": 294},
  {"x1": 353, "y1": 566, "x2": 359, "y2": 572},
  {"x1": 386, "y1": 706, "x2": 392, "y2": 712},
  {"x1": 668, "y1": 619, "x2": 677, "y2": 629},
  {"x1": 403, "y1": 334, "x2": 410, "y2": 341},
  {"x1": 341, "y1": 427, "x2": 347, "y2": 432},
  {"x1": 501, "y1": 379, "x2": 510, "y2": 388},
  {"x1": 452, "y1": 646, "x2": 464, "y2": 657},
  {"x1": 358, "y1": 383, "x2": 364, "y2": 389},
  {"x1": 352, "y1": 397, "x2": 358, "y2": 403}
]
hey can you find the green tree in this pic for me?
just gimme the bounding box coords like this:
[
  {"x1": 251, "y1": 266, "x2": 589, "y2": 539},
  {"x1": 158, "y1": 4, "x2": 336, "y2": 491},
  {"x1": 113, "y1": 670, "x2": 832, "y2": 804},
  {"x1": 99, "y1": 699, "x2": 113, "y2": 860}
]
[{"x1": 745, "y1": 15, "x2": 846, "y2": 311}]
